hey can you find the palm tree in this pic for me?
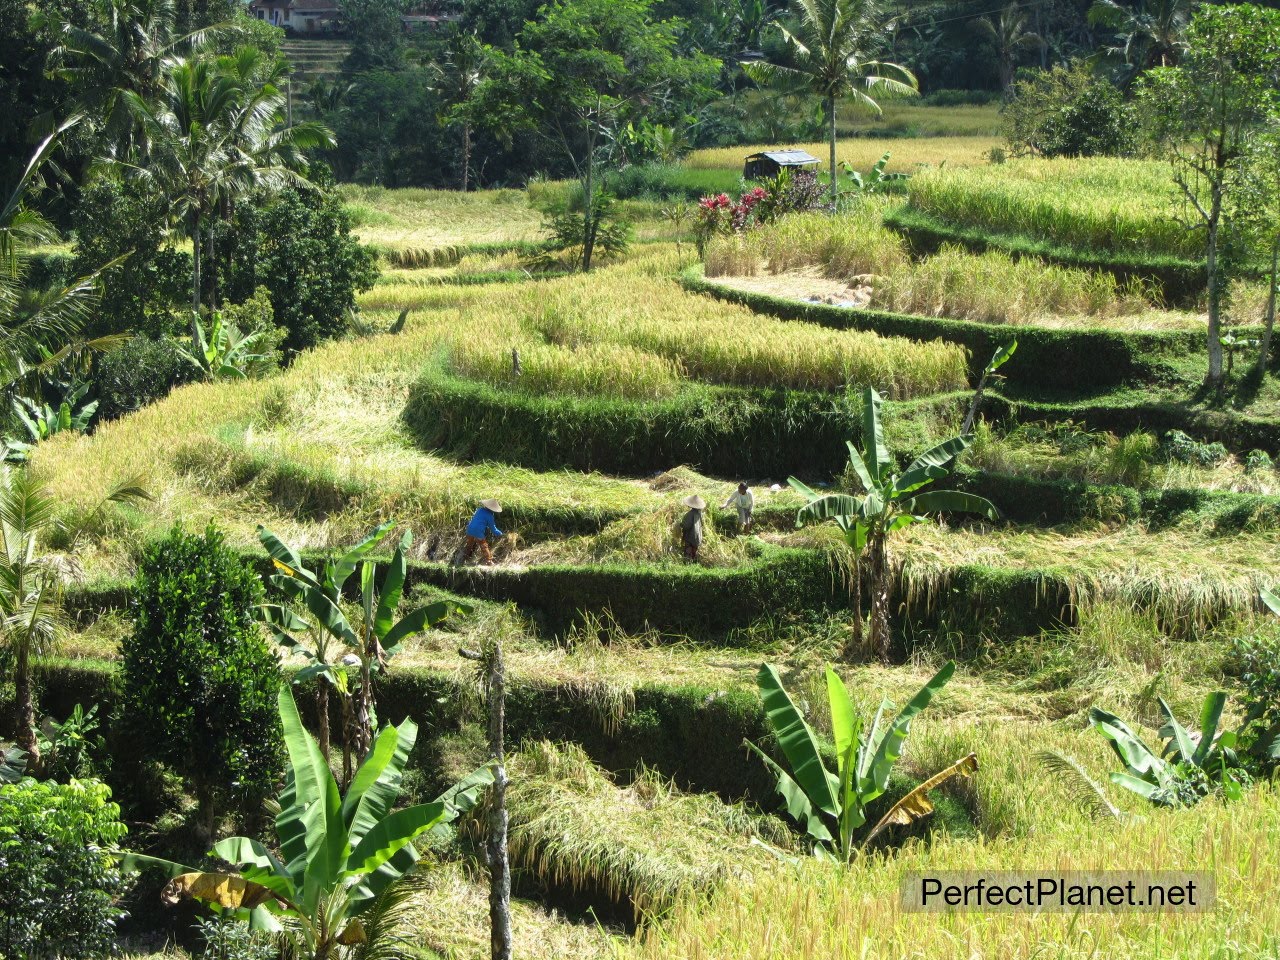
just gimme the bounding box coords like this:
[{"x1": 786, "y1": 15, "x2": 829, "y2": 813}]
[
  {"x1": 1089, "y1": 0, "x2": 1193, "y2": 80},
  {"x1": 431, "y1": 31, "x2": 489, "y2": 191},
  {"x1": 2, "y1": 126, "x2": 127, "y2": 399},
  {"x1": 975, "y1": 2, "x2": 1043, "y2": 94},
  {"x1": 116, "y1": 51, "x2": 331, "y2": 337},
  {"x1": 743, "y1": 0, "x2": 918, "y2": 211},
  {"x1": 0, "y1": 469, "x2": 148, "y2": 768},
  {"x1": 38, "y1": 0, "x2": 207, "y2": 160}
]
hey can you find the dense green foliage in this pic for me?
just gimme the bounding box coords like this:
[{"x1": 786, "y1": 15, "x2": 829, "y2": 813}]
[
  {"x1": 121, "y1": 526, "x2": 283, "y2": 830},
  {"x1": 0, "y1": 778, "x2": 128, "y2": 959},
  {"x1": 1002, "y1": 61, "x2": 1135, "y2": 158},
  {"x1": 94, "y1": 334, "x2": 196, "y2": 421},
  {"x1": 218, "y1": 187, "x2": 378, "y2": 353}
]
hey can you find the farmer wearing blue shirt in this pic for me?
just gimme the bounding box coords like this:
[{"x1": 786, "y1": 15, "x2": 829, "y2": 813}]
[{"x1": 463, "y1": 499, "x2": 503, "y2": 565}]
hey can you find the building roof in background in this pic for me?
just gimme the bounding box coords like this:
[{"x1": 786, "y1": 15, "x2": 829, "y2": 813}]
[{"x1": 744, "y1": 150, "x2": 821, "y2": 166}]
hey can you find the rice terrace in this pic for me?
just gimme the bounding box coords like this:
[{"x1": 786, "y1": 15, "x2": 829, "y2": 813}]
[{"x1": 4, "y1": 0, "x2": 1280, "y2": 958}]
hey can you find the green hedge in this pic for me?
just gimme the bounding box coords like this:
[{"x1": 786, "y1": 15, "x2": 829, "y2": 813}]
[
  {"x1": 885, "y1": 206, "x2": 1210, "y2": 305},
  {"x1": 682, "y1": 269, "x2": 1211, "y2": 392},
  {"x1": 403, "y1": 546, "x2": 842, "y2": 638},
  {"x1": 403, "y1": 370, "x2": 866, "y2": 477},
  {"x1": 949, "y1": 467, "x2": 1280, "y2": 531},
  {"x1": 983, "y1": 392, "x2": 1280, "y2": 455},
  {"x1": 31, "y1": 659, "x2": 777, "y2": 804}
]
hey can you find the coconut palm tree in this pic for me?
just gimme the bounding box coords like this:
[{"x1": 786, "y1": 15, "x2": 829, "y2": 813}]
[
  {"x1": 743, "y1": 0, "x2": 918, "y2": 211},
  {"x1": 431, "y1": 31, "x2": 489, "y2": 191},
  {"x1": 116, "y1": 51, "x2": 332, "y2": 336},
  {"x1": 975, "y1": 2, "x2": 1043, "y2": 94},
  {"x1": 1089, "y1": 0, "x2": 1193, "y2": 81},
  {"x1": 2, "y1": 125, "x2": 127, "y2": 399}
]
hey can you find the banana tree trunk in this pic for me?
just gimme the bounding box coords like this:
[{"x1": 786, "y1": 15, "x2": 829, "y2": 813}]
[
  {"x1": 842, "y1": 549, "x2": 864, "y2": 660},
  {"x1": 316, "y1": 682, "x2": 331, "y2": 763},
  {"x1": 190, "y1": 212, "x2": 202, "y2": 345},
  {"x1": 867, "y1": 533, "x2": 891, "y2": 660},
  {"x1": 1205, "y1": 186, "x2": 1224, "y2": 384}
]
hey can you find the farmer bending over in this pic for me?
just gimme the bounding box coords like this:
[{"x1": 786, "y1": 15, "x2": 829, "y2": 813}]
[
  {"x1": 722, "y1": 482, "x2": 754, "y2": 534},
  {"x1": 464, "y1": 498, "x2": 503, "y2": 566},
  {"x1": 680, "y1": 495, "x2": 706, "y2": 561}
]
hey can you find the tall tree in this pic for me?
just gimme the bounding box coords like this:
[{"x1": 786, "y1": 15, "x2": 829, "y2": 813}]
[
  {"x1": 114, "y1": 50, "x2": 331, "y2": 337},
  {"x1": 1089, "y1": 0, "x2": 1193, "y2": 82},
  {"x1": 975, "y1": 1, "x2": 1043, "y2": 94},
  {"x1": 431, "y1": 30, "x2": 489, "y2": 191},
  {"x1": 1137, "y1": 4, "x2": 1280, "y2": 385},
  {"x1": 744, "y1": 0, "x2": 918, "y2": 211},
  {"x1": 465, "y1": 0, "x2": 719, "y2": 271}
]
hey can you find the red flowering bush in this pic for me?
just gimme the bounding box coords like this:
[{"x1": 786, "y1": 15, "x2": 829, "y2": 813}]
[{"x1": 694, "y1": 186, "x2": 771, "y2": 254}]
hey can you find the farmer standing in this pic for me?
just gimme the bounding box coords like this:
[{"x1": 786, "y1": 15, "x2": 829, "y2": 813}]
[
  {"x1": 680, "y1": 495, "x2": 706, "y2": 561},
  {"x1": 721, "y1": 482, "x2": 754, "y2": 534},
  {"x1": 463, "y1": 498, "x2": 503, "y2": 566}
]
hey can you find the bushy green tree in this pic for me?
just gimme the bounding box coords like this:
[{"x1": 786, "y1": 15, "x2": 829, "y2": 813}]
[
  {"x1": 94, "y1": 334, "x2": 196, "y2": 420},
  {"x1": 0, "y1": 778, "x2": 128, "y2": 959},
  {"x1": 1137, "y1": 3, "x2": 1280, "y2": 385},
  {"x1": 122, "y1": 525, "x2": 283, "y2": 838},
  {"x1": 217, "y1": 187, "x2": 378, "y2": 353},
  {"x1": 70, "y1": 177, "x2": 190, "y2": 340},
  {"x1": 1002, "y1": 61, "x2": 1134, "y2": 158}
]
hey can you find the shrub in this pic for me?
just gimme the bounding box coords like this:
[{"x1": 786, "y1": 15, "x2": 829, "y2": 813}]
[
  {"x1": 94, "y1": 335, "x2": 197, "y2": 421},
  {"x1": 121, "y1": 525, "x2": 283, "y2": 836},
  {"x1": 1002, "y1": 61, "x2": 1135, "y2": 159},
  {"x1": 217, "y1": 187, "x2": 378, "y2": 355},
  {"x1": 1245, "y1": 449, "x2": 1274, "y2": 473},
  {"x1": 0, "y1": 778, "x2": 128, "y2": 959},
  {"x1": 1232, "y1": 631, "x2": 1280, "y2": 770},
  {"x1": 1161, "y1": 430, "x2": 1228, "y2": 467}
]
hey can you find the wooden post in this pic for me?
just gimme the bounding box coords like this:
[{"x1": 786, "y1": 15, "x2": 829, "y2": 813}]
[
  {"x1": 461, "y1": 641, "x2": 512, "y2": 960},
  {"x1": 512, "y1": 349, "x2": 522, "y2": 378}
]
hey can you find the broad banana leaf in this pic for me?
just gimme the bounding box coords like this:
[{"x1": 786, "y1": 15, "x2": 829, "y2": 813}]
[
  {"x1": 1110, "y1": 771, "x2": 1161, "y2": 799},
  {"x1": 900, "y1": 433, "x2": 972, "y2": 483},
  {"x1": 258, "y1": 525, "x2": 318, "y2": 585},
  {"x1": 1091, "y1": 707, "x2": 1161, "y2": 774},
  {"x1": 826, "y1": 668, "x2": 857, "y2": 777},
  {"x1": 795, "y1": 494, "x2": 864, "y2": 527},
  {"x1": 344, "y1": 801, "x2": 448, "y2": 882},
  {"x1": 744, "y1": 739, "x2": 834, "y2": 843},
  {"x1": 901, "y1": 490, "x2": 998, "y2": 521},
  {"x1": 1158, "y1": 697, "x2": 1198, "y2": 764},
  {"x1": 985, "y1": 339, "x2": 1017, "y2": 375},
  {"x1": 162, "y1": 872, "x2": 279, "y2": 911},
  {"x1": 374, "y1": 534, "x2": 411, "y2": 639},
  {"x1": 890, "y1": 465, "x2": 947, "y2": 497},
  {"x1": 861, "y1": 388, "x2": 889, "y2": 484},
  {"x1": 381, "y1": 600, "x2": 468, "y2": 653},
  {"x1": 1192, "y1": 693, "x2": 1227, "y2": 766},
  {"x1": 863, "y1": 661, "x2": 956, "y2": 800},
  {"x1": 863, "y1": 753, "x2": 979, "y2": 847},
  {"x1": 300, "y1": 586, "x2": 360, "y2": 648},
  {"x1": 274, "y1": 687, "x2": 346, "y2": 914},
  {"x1": 212, "y1": 837, "x2": 294, "y2": 900},
  {"x1": 344, "y1": 719, "x2": 419, "y2": 846},
  {"x1": 1260, "y1": 587, "x2": 1279, "y2": 616},
  {"x1": 328, "y1": 521, "x2": 395, "y2": 592},
  {"x1": 843, "y1": 441, "x2": 875, "y2": 492},
  {"x1": 435, "y1": 763, "x2": 499, "y2": 821},
  {"x1": 756, "y1": 664, "x2": 840, "y2": 817}
]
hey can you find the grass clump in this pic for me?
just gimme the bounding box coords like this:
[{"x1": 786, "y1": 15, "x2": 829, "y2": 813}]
[{"x1": 491, "y1": 740, "x2": 789, "y2": 919}]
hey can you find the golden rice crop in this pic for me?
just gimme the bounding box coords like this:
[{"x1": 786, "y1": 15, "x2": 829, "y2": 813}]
[
  {"x1": 686, "y1": 135, "x2": 998, "y2": 173},
  {"x1": 339, "y1": 183, "x2": 543, "y2": 250},
  {"x1": 872, "y1": 244, "x2": 1158, "y2": 325},
  {"x1": 447, "y1": 339, "x2": 684, "y2": 399},
  {"x1": 906, "y1": 157, "x2": 1196, "y2": 258}
]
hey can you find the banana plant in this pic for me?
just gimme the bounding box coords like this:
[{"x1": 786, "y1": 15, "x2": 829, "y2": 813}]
[
  {"x1": 5, "y1": 381, "x2": 98, "y2": 462},
  {"x1": 258, "y1": 523, "x2": 468, "y2": 784},
  {"x1": 123, "y1": 687, "x2": 495, "y2": 959},
  {"x1": 1263, "y1": 586, "x2": 1280, "y2": 616},
  {"x1": 790, "y1": 387, "x2": 998, "y2": 659},
  {"x1": 840, "y1": 152, "x2": 909, "y2": 195},
  {"x1": 1090, "y1": 693, "x2": 1247, "y2": 808},
  {"x1": 745, "y1": 661, "x2": 975, "y2": 862},
  {"x1": 962, "y1": 339, "x2": 1017, "y2": 434},
  {"x1": 178, "y1": 311, "x2": 271, "y2": 380}
]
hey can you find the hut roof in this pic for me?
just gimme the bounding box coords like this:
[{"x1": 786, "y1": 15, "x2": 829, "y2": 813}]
[{"x1": 743, "y1": 150, "x2": 821, "y2": 166}]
